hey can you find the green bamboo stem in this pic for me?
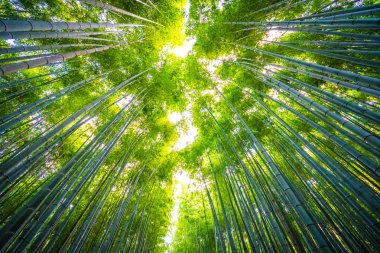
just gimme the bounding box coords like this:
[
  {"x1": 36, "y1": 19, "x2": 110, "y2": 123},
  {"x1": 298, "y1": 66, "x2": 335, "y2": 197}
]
[
  {"x1": 0, "y1": 52, "x2": 58, "y2": 64},
  {"x1": 0, "y1": 30, "x2": 121, "y2": 40},
  {"x1": 318, "y1": 8, "x2": 380, "y2": 20},
  {"x1": 78, "y1": 0, "x2": 162, "y2": 26},
  {"x1": 0, "y1": 45, "x2": 116, "y2": 76},
  {"x1": 0, "y1": 19, "x2": 143, "y2": 32},
  {"x1": 281, "y1": 40, "x2": 380, "y2": 47},
  {"x1": 0, "y1": 43, "x2": 104, "y2": 55},
  {"x1": 226, "y1": 18, "x2": 380, "y2": 27},
  {"x1": 294, "y1": 3, "x2": 380, "y2": 20},
  {"x1": 270, "y1": 41, "x2": 380, "y2": 69}
]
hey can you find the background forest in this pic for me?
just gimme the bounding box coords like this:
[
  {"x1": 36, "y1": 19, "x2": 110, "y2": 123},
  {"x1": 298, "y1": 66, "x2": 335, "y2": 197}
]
[{"x1": 0, "y1": 0, "x2": 379, "y2": 252}]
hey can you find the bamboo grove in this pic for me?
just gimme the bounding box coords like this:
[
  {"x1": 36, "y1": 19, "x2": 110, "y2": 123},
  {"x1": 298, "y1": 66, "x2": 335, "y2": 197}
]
[{"x1": 0, "y1": 0, "x2": 379, "y2": 252}]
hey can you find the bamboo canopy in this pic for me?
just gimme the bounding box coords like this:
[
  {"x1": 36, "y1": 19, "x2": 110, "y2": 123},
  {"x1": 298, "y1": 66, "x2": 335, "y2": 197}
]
[{"x1": 0, "y1": 0, "x2": 379, "y2": 252}]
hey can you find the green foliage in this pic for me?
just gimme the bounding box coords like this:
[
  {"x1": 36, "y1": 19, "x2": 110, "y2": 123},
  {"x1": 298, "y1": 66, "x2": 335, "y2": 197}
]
[{"x1": 0, "y1": 0, "x2": 379, "y2": 252}]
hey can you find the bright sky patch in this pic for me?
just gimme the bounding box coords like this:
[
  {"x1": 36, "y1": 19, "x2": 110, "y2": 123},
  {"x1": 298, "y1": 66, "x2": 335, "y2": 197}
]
[{"x1": 163, "y1": 169, "x2": 192, "y2": 251}]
